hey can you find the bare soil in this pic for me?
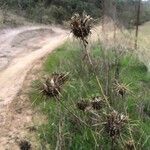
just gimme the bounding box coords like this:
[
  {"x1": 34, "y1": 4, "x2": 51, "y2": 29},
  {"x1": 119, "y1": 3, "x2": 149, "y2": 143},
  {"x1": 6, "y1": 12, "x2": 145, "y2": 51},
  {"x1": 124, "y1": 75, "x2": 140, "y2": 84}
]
[{"x1": 0, "y1": 26, "x2": 68, "y2": 149}]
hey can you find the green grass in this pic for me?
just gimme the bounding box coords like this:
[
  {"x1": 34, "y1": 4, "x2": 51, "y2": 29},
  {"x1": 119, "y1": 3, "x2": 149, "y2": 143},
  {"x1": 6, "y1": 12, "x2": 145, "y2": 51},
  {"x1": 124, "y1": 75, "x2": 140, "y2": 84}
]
[{"x1": 30, "y1": 41, "x2": 150, "y2": 150}]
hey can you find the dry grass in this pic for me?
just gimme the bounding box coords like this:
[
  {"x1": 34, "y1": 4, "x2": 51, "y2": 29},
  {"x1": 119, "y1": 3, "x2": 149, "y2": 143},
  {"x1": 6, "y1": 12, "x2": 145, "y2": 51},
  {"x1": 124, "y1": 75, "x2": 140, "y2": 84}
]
[{"x1": 91, "y1": 19, "x2": 150, "y2": 72}]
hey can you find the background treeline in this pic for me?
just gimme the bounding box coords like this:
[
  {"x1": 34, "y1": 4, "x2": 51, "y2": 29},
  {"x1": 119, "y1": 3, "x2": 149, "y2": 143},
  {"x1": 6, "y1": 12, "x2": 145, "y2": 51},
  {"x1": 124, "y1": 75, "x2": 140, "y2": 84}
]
[{"x1": 0, "y1": 0, "x2": 150, "y2": 27}]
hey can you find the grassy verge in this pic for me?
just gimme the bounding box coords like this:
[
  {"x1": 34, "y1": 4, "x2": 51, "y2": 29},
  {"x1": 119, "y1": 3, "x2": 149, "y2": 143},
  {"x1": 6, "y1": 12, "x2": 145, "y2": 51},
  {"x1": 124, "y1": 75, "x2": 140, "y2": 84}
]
[{"x1": 30, "y1": 41, "x2": 150, "y2": 150}]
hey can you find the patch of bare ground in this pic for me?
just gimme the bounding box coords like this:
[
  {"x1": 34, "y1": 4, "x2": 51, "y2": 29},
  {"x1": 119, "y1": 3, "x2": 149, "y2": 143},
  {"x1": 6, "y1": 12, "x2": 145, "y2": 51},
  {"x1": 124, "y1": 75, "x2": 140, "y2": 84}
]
[
  {"x1": 0, "y1": 59, "x2": 47, "y2": 150},
  {"x1": 0, "y1": 26, "x2": 68, "y2": 149}
]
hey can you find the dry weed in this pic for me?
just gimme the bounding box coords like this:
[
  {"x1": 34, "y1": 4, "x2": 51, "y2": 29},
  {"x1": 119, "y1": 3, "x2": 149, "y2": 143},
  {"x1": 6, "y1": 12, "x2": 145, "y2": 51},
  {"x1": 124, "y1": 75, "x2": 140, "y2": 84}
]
[
  {"x1": 113, "y1": 80, "x2": 131, "y2": 98},
  {"x1": 105, "y1": 110, "x2": 128, "y2": 140},
  {"x1": 70, "y1": 12, "x2": 93, "y2": 46},
  {"x1": 40, "y1": 72, "x2": 69, "y2": 98}
]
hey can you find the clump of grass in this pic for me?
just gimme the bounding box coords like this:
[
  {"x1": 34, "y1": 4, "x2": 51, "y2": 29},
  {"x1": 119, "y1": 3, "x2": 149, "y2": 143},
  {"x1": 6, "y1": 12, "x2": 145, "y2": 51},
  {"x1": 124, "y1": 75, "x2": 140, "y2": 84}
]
[{"x1": 138, "y1": 99, "x2": 150, "y2": 120}]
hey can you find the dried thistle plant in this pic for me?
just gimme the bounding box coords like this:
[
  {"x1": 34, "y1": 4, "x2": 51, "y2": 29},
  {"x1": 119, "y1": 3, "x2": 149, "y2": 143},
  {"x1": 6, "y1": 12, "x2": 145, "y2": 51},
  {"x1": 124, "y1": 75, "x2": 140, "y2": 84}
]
[
  {"x1": 77, "y1": 96, "x2": 104, "y2": 111},
  {"x1": 77, "y1": 100, "x2": 90, "y2": 111},
  {"x1": 113, "y1": 80, "x2": 131, "y2": 98},
  {"x1": 104, "y1": 111, "x2": 128, "y2": 141},
  {"x1": 125, "y1": 140, "x2": 135, "y2": 150},
  {"x1": 40, "y1": 72, "x2": 69, "y2": 98},
  {"x1": 70, "y1": 12, "x2": 93, "y2": 46},
  {"x1": 91, "y1": 96, "x2": 104, "y2": 110}
]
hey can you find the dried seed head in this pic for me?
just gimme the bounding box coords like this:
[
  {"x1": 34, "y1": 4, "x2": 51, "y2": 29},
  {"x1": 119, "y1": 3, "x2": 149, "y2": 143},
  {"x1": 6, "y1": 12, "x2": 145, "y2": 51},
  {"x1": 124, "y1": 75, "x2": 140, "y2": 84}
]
[
  {"x1": 70, "y1": 12, "x2": 93, "y2": 45},
  {"x1": 41, "y1": 72, "x2": 69, "y2": 98},
  {"x1": 77, "y1": 96, "x2": 105, "y2": 111},
  {"x1": 91, "y1": 96, "x2": 104, "y2": 110},
  {"x1": 113, "y1": 80, "x2": 131, "y2": 98},
  {"x1": 77, "y1": 100, "x2": 90, "y2": 111},
  {"x1": 105, "y1": 111, "x2": 128, "y2": 140}
]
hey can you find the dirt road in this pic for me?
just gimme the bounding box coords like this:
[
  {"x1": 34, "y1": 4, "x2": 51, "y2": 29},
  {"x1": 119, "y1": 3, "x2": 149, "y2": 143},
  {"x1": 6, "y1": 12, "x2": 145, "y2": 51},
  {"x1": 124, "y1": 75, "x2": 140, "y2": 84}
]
[{"x1": 0, "y1": 26, "x2": 68, "y2": 149}]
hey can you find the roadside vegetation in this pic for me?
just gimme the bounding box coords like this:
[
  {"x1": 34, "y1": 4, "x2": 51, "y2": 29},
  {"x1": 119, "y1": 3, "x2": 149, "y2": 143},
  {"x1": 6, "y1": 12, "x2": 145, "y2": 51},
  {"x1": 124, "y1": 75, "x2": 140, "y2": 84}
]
[
  {"x1": 30, "y1": 41, "x2": 150, "y2": 149},
  {"x1": 0, "y1": 0, "x2": 149, "y2": 149},
  {"x1": 1, "y1": 0, "x2": 150, "y2": 26},
  {"x1": 30, "y1": 14, "x2": 150, "y2": 149}
]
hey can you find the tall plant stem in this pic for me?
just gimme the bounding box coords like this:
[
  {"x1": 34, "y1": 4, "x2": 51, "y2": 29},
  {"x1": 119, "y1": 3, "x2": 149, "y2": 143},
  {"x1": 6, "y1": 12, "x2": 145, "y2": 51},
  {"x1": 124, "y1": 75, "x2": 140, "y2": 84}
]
[
  {"x1": 82, "y1": 40, "x2": 111, "y2": 109},
  {"x1": 135, "y1": 0, "x2": 141, "y2": 49}
]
